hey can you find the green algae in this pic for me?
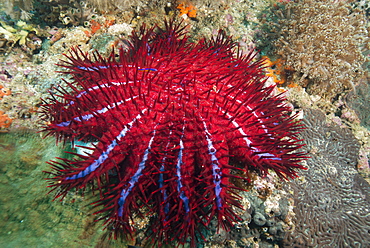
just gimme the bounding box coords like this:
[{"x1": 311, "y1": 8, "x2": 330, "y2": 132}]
[{"x1": 0, "y1": 130, "x2": 119, "y2": 248}]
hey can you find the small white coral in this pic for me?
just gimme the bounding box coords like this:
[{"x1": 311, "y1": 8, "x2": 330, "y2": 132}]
[
  {"x1": 107, "y1": 23, "x2": 133, "y2": 36},
  {"x1": 20, "y1": 8, "x2": 33, "y2": 21}
]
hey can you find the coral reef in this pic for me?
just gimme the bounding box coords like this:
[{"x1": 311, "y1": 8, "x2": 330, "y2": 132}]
[
  {"x1": 58, "y1": 1, "x2": 97, "y2": 26},
  {"x1": 282, "y1": 108, "x2": 370, "y2": 247},
  {"x1": 0, "y1": 20, "x2": 43, "y2": 54},
  {"x1": 0, "y1": 0, "x2": 368, "y2": 247},
  {"x1": 346, "y1": 81, "x2": 370, "y2": 129},
  {"x1": 2, "y1": 0, "x2": 34, "y2": 20},
  {"x1": 260, "y1": 0, "x2": 369, "y2": 99},
  {"x1": 352, "y1": 0, "x2": 370, "y2": 20},
  {"x1": 205, "y1": 173, "x2": 295, "y2": 248},
  {"x1": 0, "y1": 33, "x2": 13, "y2": 52}
]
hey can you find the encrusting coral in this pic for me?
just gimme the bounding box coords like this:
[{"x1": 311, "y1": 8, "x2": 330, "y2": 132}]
[
  {"x1": 266, "y1": 0, "x2": 369, "y2": 99},
  {"x1": 0, "y1": 85, "x2": 11, "y2": 99},
  {"x1": 177, "y1": 2, "x2": 197, "y2": 18},
  {"x1": 0, "y1": 84, "x2": 11, "y2": 131},
  {"x1": 0, "y1": 110, "x2": 12, "y2": 131}
]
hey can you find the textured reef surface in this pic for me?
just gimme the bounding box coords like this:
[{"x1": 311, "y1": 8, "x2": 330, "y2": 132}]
[
  {"x1": 283, "y1": 109, "x2": 370, "y2": 247},
  {"x1": 0, "y1": 0, "x2": 369, "y2": 247}
]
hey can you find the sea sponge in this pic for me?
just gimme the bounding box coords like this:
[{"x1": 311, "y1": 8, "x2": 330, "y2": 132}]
[
  {"x1": 0, "y1": 85, "x2": 11, "y2": 99},
  {"x1": 270, "y1": 0, "x2": 369, "y2": 99},
  {"x1": 59, "y1": 1, "x2": 97, "y2": 26},
  {"x1": 177, "y1": 2, "x2": 197, "y2": 18},
  {"x1": 0, "y1": 110, "x2": 12, "y2": 130}
]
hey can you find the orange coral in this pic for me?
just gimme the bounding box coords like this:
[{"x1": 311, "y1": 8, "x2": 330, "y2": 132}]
[
  {"x1": 263, "y1": 57, "x2": 299, "y2": 88},
  {"x1": 90, "y1": 20, "x2": 102, "y2": 35},
  {"x1": 103, "y1": 17, "x2": 115, "y2": 28},
  {"x1": 0, "y1": 85, "x2": 11, "y2": 99},
  {"x1": 263, "y1": 56, "x2": 286, "y2": 85},
  {"x1": 84, "y1": 17, "x2": 115, "y2": 37},
  {"x1": 177, "y1": 2, "x2": 196, "y2": 18},
  {"x1": 0, "y1": 110, "x2": 12, "y2": 130}
]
